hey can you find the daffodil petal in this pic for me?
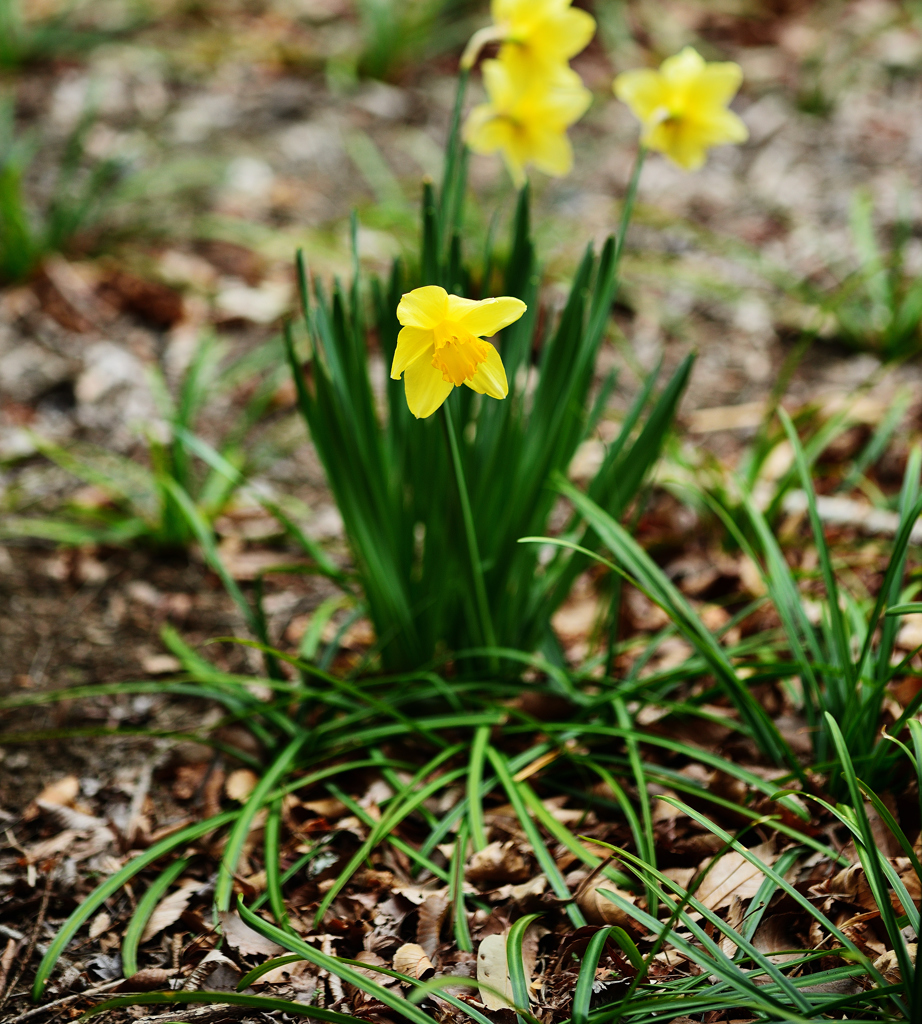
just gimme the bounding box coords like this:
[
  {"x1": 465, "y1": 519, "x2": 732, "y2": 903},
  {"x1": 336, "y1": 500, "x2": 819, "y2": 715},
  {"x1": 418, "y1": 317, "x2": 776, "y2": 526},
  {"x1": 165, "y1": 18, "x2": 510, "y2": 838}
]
[
  {"x1": 451, "y1": 296, "x2": 527, "y2": 336},
  {"x1": 647, "y1": 122, "x2": 707, "y2": 170},
  {"x1": 530, "y1": 127, "x2": 574, "y2": 177},
  {"x1": 444, "y1": 295, "x2": 482, "y2": 320},
  {"x1": 613, "y1": 68, "x2": 667, "y2": 121},
  {"x1": 463, "y1": 103, "x2": 505, "y2": 153},
  {"x1": 397, "y1": 285, "x2": 449, "y2": 329},
  {"x1": 687, "y1": 61, "x2": 744, "y2": 108},
  {"x1": 403, "y1": 355, "x2": 454, "y2": 418},
  {"x1": 391, "y1": 327, "x2": 434, "y2": 379},
  {"x1": 481, "y1": 57, "x2": 522, "y2": 108},
  {"x1": 694, "y1": 107, "x2": 749, "y2": 145},
  {"x1": 660, "y1": 46, "x2": 706, "y2": 85},
  {"x1": 465, "y1": 342, "x2": 508, "y2": 399},
  {"x1": 527, "y1": 6, "x2": 596, "y2": 63}
]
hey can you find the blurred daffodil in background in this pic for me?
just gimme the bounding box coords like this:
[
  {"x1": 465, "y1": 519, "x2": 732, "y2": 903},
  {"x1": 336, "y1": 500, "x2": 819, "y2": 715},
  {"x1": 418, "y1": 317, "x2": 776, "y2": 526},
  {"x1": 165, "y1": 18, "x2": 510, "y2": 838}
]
[
  {"x1": 461, "y1": 0, "x2": 594, "y2": 187},
  {"x1": 461, "y1": 0, "x2": 596, "y2": 74},
  {"x1": 391, "y1": 286, "x2": 526, "y2": 418},
  {"x1": 464, "y1": 60, "x2": 591, "y2": 186},
  {"x1": 614, "y1": 46, "x2": 748, "y2": 170}
]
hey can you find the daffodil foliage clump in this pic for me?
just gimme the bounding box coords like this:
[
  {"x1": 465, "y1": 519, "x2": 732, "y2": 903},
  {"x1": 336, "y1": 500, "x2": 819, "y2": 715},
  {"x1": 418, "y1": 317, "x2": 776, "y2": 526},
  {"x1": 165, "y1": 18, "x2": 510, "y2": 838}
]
[{"x1": 287, "y1": 149, "x2": 690, "y2": 673}]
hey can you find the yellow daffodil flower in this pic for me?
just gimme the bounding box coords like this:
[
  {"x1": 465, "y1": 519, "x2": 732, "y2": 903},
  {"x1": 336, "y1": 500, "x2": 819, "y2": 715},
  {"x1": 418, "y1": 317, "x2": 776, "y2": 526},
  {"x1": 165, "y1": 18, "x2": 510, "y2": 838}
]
[
  {"x1": 391, "y1": 285, "x2": 526, "y2": 419},
  {"x1": 462, "y1": 0, "x2": 596, "y2": 73},
  {"x1": 464, "y1": 59, "x2": 592, "y2": 187},
  {"x1": 614, "y1": 46, "x2": 748, "y2": 170}
]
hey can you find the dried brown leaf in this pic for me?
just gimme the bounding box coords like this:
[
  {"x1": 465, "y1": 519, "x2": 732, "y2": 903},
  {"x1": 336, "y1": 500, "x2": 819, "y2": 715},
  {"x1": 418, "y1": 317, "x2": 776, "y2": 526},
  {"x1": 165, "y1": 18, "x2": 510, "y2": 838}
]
[
  {"x1": 872, "y1": 945, "x2": 917, "y2": 984},
  {"x1": 218, "y1": 910, "x2": 285, "y2": 957},
  {"x1": 810, "y1": 863, "x2": 876, "y2": 913},
  {"x1": 416, "y1": 895, "x2": 448, "y2": 957},
  {"x1": 466, "y1": 841, "x2": 530, "y2": 886},
  {"x1": 88, "y1": 911, "x2": 111, "y2": 940},
  {"x1": 36, "y1": 775, "x2": 80, "y2": 806},
  {"x1": 119, "y1": 968, "x2": 180, "y2": 991},
  {"x1": 393, "y1": 942, "x2": 434, "y2": 979},
  {"x1": 476, "y1": 934, "x2": 514, "y2": 1011},
  {"x1": 696, "y1": 844, "x2": 777, "y2": 912},
  {"x1": 575, "y1": 881, "x2": 634, "y2": 928},
  {"x1": 141, "y1": 880, "x2": 200, "y2": 942},
  {"x1": 184, "y1": 950, "x2": 239, "y2": 992},
  {"x1": 225, "y1": 769, "x2": 259, "y2": 803}
]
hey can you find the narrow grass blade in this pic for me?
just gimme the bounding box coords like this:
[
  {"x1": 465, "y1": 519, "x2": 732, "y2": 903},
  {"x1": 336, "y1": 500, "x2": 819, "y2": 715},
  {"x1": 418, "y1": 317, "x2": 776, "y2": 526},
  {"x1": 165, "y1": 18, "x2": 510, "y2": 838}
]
[
  {"x1": 121, "y1": 857, "x2": 189, "y2": 978},
  {"x1": 450, "y1": 820, "x2": 473, "y2": 953},
  {"x1": 82, "y1": 990, "x2": 359, "y2": 1022},
  {"x1": 214, "y1": 735, "x2": 306, "y2": 915},
  {"x1": 506, "y1": 913, "x2": 542, "y2": 1024},
  {"x1": 468, "y1": 724, "x2": 490, "y2": 851},
  {"x1": 572, "y1": 926, "x2": 612, "y2": 1024},
  {"x1": 486, "y1": 746, "x2": 586, "y2": 927}
]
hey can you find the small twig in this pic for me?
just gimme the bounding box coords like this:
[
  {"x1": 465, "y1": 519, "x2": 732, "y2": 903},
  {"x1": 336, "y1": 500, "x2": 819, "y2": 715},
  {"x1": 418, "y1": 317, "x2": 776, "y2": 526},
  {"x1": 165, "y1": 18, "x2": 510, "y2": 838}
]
[
  {"x1": 130, "y1": 1005, "x2": 248, "y2": 1024},
  {"x1": 0, "y1": 875, "x2": 52, "y2": 1010},
  {"x1": 5, "y1": 979, "x2": 124, "y2": 1024}
]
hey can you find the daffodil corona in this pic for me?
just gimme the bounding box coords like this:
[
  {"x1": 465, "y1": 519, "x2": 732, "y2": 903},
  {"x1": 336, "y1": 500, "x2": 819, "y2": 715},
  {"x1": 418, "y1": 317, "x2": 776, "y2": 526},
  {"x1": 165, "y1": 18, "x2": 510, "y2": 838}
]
[
  {"x1": 391, "y1": 286, "x2": 526, "y2": 419},
  {"x1": 614, "y1": 47, "x2": 748, "y2": 170}
]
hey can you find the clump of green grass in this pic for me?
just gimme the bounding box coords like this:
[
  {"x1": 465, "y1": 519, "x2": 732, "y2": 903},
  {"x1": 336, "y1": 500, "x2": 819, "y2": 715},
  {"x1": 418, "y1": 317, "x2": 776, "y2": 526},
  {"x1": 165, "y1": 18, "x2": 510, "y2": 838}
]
[
  {"x1": 0, "y1": 0, "x2": 136, "y2": 70},
  {"x1": 2, "y1": 335, "x2": 285, "y2": 550},
  {"x1": 528, "y1": 410, "x2": 922, "y2": 793},
  {"x1": 595, "y1": 715, "x2": 922, "y2": 1023},
  {"x1": 15, "y1": 612, "x2": 913, "y2": 1021},
  {"x1": 287, "y1": 80, "x2": 690, "y2": 672},
  {"x1": 0, "y1": 97, "x2": 124, "y2": 283},
  {"x1": 822, "y1": 189, "x2": 922, "y2": 361},
  {"x1": 333, "y1": 0, "x2": 475, "y2": 84}
]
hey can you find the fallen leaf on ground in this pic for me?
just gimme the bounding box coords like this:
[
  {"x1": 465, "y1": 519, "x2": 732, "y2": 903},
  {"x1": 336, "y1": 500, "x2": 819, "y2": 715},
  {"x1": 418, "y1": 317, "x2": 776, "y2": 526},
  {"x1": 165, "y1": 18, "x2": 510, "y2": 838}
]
[
  {"x1": 477, "y1": 933, "x2": 514, "y2": 1010},
  {"x1": 218, "y1": 910, "x2": 286, "y2": 957},
  {"x1": 393, "y1": 942, "x2": 434, "y2": 979},
  {"x1": 141, "y1": 879, "x2": 201, "y2": 942},
  {"x1": 466, "y1": 841, "x2": 530, "y2": 886},
  {"x1": 225, "y1": 768, "x2": 259, "y2": 802},
  {"x1": 696, "y1": 844, "x2": 777, "y2": 912}
]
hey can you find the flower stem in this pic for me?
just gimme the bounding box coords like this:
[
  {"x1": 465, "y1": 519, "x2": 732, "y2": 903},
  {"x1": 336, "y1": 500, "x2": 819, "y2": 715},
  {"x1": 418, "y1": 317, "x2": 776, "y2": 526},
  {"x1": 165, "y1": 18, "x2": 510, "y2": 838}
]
[
  {"x1": 442, "y1": 400, "x2": 497, "y2": 656},
  {"x1": 614, "y1": 146, "x2": 645, "y2": 267}
]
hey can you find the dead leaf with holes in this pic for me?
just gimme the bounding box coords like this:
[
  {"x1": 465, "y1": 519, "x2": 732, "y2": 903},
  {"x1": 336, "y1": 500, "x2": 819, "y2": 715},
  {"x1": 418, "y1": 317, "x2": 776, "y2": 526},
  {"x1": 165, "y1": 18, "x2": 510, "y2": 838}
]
[{"x1": 476, "y1": 934, "x2": 514, "y2": 1010}]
